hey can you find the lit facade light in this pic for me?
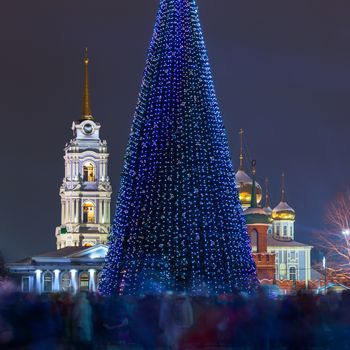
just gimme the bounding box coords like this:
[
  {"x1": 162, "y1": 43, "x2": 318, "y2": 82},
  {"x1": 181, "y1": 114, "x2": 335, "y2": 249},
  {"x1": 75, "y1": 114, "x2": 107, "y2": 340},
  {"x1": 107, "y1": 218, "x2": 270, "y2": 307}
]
[
  {"x1": 88, "y1": 269, "x2": 96, "y2": 292},
  {"x1": 35, "y1": 269, "x2": 42, "y2": 294},
  {"x1": 342, "y1": 229, "x2": 350, "y2": 236},
  {"x1": 53, "y1": 269, "x2": 60, "y2": 291},
  {"x1": 70, "y1": 269, "x2": 78, "y2": 294}
]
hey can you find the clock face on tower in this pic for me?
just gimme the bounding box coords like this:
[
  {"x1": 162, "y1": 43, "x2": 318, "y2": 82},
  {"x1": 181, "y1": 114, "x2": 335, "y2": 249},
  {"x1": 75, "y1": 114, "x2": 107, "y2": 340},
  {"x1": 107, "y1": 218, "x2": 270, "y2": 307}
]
[{"x1": 83, "y1": 123, "x2": 94, "y2": 135}]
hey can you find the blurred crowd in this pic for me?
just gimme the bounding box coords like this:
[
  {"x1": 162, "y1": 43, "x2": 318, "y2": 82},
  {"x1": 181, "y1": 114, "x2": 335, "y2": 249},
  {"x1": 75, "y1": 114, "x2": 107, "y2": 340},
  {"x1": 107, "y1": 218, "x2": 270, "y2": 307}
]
[{"x1": 1, "y1": 282, "x2": 350, "y2": 349}]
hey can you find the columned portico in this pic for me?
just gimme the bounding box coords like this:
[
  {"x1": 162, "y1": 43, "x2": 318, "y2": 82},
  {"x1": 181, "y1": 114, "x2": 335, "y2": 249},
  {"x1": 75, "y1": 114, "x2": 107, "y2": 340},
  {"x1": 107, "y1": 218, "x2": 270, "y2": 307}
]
[{"x1": 8, "y1": 245, "x2": 108, "y2": 294}]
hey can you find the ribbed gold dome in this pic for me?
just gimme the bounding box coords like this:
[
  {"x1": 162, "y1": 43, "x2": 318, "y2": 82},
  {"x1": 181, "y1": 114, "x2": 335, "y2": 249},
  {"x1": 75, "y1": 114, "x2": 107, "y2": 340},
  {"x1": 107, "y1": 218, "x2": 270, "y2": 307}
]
[
  {"x1": 272, "y1": 173, "x2": 295, "y2": 220},
  {"x1": 272, "y1": 201, "x2": 295, "y2": 220},
  {"x1": 235, "y1": 169, "x2": 262, "y2": 206}
]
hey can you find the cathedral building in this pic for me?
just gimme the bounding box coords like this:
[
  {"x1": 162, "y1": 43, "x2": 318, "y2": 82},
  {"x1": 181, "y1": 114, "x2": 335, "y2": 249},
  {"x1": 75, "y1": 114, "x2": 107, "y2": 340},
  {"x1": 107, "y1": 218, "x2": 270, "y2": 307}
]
[
  {"x1": 7, "y1": 52, "x2": 110, "y2": 293},
  {"x1": 236, "y1": 130, "x2": 313, "y2": 289}
]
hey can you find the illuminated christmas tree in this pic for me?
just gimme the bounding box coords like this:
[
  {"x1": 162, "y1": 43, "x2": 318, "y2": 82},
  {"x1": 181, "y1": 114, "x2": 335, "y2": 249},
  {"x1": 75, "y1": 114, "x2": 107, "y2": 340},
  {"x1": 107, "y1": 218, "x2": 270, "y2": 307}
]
[{"x1": 100, "y1": 0, "x2": 258, "y2": 295}]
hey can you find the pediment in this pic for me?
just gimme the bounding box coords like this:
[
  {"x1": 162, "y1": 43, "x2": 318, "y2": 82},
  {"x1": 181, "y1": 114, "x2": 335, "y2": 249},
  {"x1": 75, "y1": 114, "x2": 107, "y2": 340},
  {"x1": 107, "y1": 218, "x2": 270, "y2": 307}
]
[{"x1": 69, "y1": 244, "x2": 108, "y2": 259}]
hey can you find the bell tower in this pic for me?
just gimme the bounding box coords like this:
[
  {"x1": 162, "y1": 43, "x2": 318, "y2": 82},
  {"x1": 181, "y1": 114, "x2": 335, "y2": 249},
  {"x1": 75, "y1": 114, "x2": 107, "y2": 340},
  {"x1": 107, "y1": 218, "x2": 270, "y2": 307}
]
[
  {"x1": 244, "y1": 161, "x2": 275, "y2": 282},
  {"x1": 55, "y1": 50, "x2": 112, "y2": 249}
]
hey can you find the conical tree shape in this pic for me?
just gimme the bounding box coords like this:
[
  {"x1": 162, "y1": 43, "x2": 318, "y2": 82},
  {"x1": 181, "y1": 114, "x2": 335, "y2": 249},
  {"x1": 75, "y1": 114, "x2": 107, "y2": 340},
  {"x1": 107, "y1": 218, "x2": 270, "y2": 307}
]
[{"x1": 100, "y1": 0, "x2": 258, "y2": 295}]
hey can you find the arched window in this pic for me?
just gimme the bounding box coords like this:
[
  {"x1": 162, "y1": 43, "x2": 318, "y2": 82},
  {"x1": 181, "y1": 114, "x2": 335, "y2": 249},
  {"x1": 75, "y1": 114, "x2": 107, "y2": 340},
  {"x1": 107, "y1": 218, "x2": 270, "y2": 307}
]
[
  {"x1": 289, "y1": 267, "x2": 296, "y2": 281},
  {"x1": 83, "y1": 201, "x2": 95, "y2": 223},
  {"x1": 83, "y1": 162, "x2": 95, "y2": 182},
  {"x1": 43, "y1": 271, "x2": 53, "y2": 293},
  {"x1": 61, "y1": 272, "x2": 71, "y2": 292},
  {"x1": 250, "y1": 229, "x2": 258, "y2": 253},
  {"x1": 283, "y1": 225, "x2": 287, "y2": 236},
  {"x1": 79, "y1": 272, "x2": 89, "y2": 292},
  {"x1": 274, "y1": 223, "x2": 280, "y2": 237}
]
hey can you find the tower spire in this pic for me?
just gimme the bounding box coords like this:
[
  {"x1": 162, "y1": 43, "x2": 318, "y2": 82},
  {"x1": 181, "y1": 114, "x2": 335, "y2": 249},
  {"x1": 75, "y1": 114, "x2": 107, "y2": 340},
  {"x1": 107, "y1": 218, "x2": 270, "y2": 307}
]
[
  {"x1": 81, "y1": 48, "x2": 93, "y2": 120},
  {"x1": 281, "y1": 173, "x2": 286, "y2": 202},
  {"x1": 239, "y1": 128, "x2": 244, "y2": 170},
  {"x1": 250, "y1": 160, "x2": 258, "y2": 208},
  {"x1": 264, "y1": 177, "x2": 271, "y2": 208}
]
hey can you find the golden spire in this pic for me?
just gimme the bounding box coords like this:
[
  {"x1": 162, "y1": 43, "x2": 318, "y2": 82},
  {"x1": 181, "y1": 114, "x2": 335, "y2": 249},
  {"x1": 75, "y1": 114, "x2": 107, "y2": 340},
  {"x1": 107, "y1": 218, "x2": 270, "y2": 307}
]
[
  {"x1": 281, "y1": 173, "x2": 286, "y2": 202},
  {"x1": 81, "y1": 48, "x2": 93, "y2": 120},
  {"x1": 265, "y1": 177, "x2": 271, "y2": 208},
  {"x1": 239, "y1": 128, "x2": 244, "y2": 170}
]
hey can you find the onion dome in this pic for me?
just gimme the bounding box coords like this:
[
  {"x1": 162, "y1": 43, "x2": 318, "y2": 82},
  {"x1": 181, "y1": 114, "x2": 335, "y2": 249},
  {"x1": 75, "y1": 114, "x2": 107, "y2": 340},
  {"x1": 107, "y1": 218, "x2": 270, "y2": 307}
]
[
  {"x1": 244, "y1": 161, "x2": 270, "y2": 225},
  {"x1": 272, "y1": 173, "x2": 295, "y2": 221},
  {"x1": 235, "y1": 129, "x2": 262, "y2": 206}
]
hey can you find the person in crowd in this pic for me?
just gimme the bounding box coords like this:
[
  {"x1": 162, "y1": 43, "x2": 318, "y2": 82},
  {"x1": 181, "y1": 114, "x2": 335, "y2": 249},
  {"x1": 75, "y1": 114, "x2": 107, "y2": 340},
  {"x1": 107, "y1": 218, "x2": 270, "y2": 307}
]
[
  {"x1": 159, "y1": 292, "x2": 194, "y2": 350},
  {"x1": 1, "y1": 282, "x2": 350, "y2": 349},
  {"x1": 72, "y1": 293, "x2": 93, "y2": 350}
]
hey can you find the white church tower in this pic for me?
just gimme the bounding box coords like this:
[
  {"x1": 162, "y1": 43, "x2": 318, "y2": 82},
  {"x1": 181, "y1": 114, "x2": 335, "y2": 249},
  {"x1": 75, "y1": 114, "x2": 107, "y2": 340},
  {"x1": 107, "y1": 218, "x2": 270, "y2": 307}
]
[{"x1": 55, "y1": 50, "x2": 112, "y2": 249}]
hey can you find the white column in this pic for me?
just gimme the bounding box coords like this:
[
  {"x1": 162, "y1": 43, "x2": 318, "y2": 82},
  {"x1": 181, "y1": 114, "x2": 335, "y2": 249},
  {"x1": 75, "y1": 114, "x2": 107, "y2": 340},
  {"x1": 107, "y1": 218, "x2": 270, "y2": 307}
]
[
  {"x1": 89, "y1": 269, "x2": 96, "y2": 292},
  {"x1": 104, "y1": 200, "x2": 108, "y2": 224},
  {"x1": 98, "y1": 200, "x2": 101, "y2": 224},
  {"x1": 69, "y1": 159, "x2": 73, "y2": 181},
  {"x1": 66, "y1": 158, "x2": 70, "y2": 179},
  {"x1": 76, "y1": 199, "x2": 80, "y2": 224},
  {"x1": 35, "y1": 270, "x2": 42, "y2": 294},
  {"x1": 61, "y1": 202, "x2": 65, "y2": 224},
  {"x1": 99, "y1": 161, "x2": 103, "y2": 181},
  {"x1": 75, "y1": 199, "x2": 79, "y2": 223},
  {"x1": 306, "y1": 249, "x2": 310, "y2": 286},
  {"x1": 76, "y1": 160, "x2": 79, "y2": 180},
  {"x1": 67, "y1": 200, "x2": 71, "y2": 223},
  {"x1": 64, "y1": 200, "x2": 68, "y2": 224},
  {"x1": 70, "y1": 269, "x2": 78, "y2": 294},
  {"x1": 53, "y1": 270, "x2": 61, "y2": 292}
]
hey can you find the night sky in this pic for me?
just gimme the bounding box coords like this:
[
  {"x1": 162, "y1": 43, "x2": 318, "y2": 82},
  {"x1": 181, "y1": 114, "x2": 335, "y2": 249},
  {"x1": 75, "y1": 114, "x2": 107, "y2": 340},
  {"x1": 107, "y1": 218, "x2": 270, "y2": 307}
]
[{"x1": 1, "y1": 0, "x2": 350, "y2": 261}]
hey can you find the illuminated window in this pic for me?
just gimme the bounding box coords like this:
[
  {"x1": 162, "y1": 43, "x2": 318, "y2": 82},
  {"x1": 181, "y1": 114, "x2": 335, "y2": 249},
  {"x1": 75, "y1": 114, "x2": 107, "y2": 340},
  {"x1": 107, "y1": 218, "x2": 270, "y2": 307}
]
[
  {"x1": 283, "y1": 226, "x2": 287, "y2": 236},
  {"x1": 79, "y1": 272, "x2": 89, "y2": 292},
  {"x1": 43, "y1": 272, "x2": 53, "y2": 293},
  {"x1": 83, "y1": 162, "x2": 95, "y2": 182},
  {"x1": 61, "y1": 272, "x2": 71, "y2": 292},
  {"x1": 83, "y1": 202, "x2": 95, "y2": 223}
]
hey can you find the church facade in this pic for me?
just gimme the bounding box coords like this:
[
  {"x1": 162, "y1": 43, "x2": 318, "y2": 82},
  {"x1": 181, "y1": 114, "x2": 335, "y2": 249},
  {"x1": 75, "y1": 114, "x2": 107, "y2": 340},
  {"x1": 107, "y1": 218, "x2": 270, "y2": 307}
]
[{"x1": 236, "y1": 130, "x2": 313, "y2": 290}]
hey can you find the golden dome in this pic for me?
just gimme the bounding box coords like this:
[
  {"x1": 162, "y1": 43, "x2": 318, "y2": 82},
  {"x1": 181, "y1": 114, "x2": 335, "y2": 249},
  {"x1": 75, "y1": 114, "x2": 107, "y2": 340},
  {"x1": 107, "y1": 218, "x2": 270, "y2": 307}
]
[
  {"x1": 272, "y1": 201, "x2": 295, "y2": 221},
  {"x1": 235, "y1": 169, "x2": 262, "y2": 206},
  {"x1": 272, "y1": 173, "x2": 295, "y2": 221}
]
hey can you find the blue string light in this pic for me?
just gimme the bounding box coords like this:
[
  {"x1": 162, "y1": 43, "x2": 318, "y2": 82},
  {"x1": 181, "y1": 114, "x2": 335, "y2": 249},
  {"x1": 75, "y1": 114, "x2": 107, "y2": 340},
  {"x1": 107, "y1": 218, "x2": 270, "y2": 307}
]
[{"x1": 99, "y1": 0, "x2": 259, "y2": 296}]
